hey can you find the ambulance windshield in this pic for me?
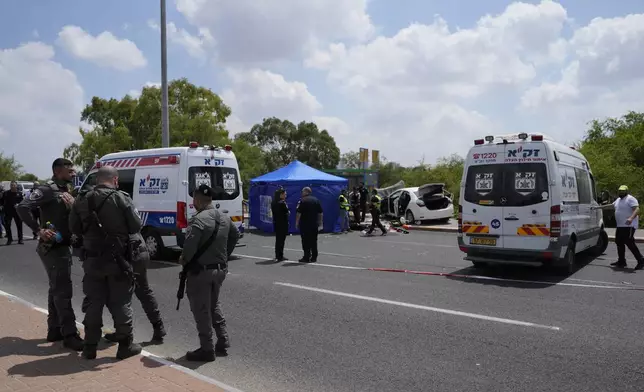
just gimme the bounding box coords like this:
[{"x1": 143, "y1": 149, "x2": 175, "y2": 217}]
[
  {"x1": 189, "y1": 166, "x2": 240, "y2": 200},
  {"x1": 464, "y1": 163, "x2": 548, "y2": 207}
]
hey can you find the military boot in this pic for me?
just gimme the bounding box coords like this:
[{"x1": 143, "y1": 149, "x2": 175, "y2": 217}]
[
  {"x1": 215, "y1": 339, "x2": 230, "y2": 356},
  {"x1": 186, "y1": 348, "x2": 215, "y2": 362},
  {"x1": 116, "y1": 337, "x2": 142, "y2": 360},
  {"x1": 151, "y1": 321, "x2": 166, "y2": 343},
  {"x1": 102, "y1": 332, "x2": 123, "y2": 343},
  {"x1": 82, "y1": 344, "x2": 97, "y2": 360},
  {"x1": 63, "y1": 334, "x2": 84, "y2": 351},
  {"x1": 46, "y1": 329, "x2": 64, "y2": 342}
]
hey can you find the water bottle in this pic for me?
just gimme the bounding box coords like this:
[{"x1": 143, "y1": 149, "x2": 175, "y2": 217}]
[{"x1": 46, "y1": 221, "x2": 63, "y2": 243}]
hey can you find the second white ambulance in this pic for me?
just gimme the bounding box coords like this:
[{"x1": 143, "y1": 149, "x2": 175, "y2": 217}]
[{"x1": 458, "y1": 132, "x2": 608, "y2": 274}]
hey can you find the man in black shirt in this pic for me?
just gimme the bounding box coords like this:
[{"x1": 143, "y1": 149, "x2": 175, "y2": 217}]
[
  {"x1": 296, "y1": 187, "x2": 323, "y2": 263},
  {"x1": 271, "y1": 187, "x2": 290, "y2": 261},
  {"x1": 3, "y1": 181, "x2": 24, "y2": 245},
  {"x1": 358, "y1": 183, "x2": 369, "y2": 222}
]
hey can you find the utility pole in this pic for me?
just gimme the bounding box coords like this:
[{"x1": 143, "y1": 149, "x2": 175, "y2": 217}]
[{"x1": 160, "y1": 0, "x2": 170, "y2": 147}]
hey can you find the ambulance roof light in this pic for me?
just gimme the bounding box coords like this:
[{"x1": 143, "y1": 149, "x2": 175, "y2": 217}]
[
  {"x1": 531, "y1": 134, "x2": 543, "y2": 141},
  {"x1": 484, "y1": 135, "x2": 494, "y2": 142},
  {"x1": 224, "y1": 144, "x2": 233, "y2": 151},
  {"x1": 474, "y1": 139, "x2": 485, "y2": 145},
  {"x1": 189, "y1": 141, "x2": 199, "y2": 148},
  {"x1": 518, "y1": 133, "x2": 528, "y2": 140}
]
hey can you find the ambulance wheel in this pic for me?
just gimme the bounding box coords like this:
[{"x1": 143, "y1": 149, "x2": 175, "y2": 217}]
[
  {"x1": 591, "y1": 230, "x2": 609, "y2": 256},
  {"x1": 557, "y1": 240, "x2": 576, "y2": 276},
  {"x1": 143, "y1": 229, "x2": 164, "y2": 260}
]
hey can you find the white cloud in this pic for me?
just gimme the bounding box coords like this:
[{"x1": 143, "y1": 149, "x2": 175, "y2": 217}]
[
  {"x1": 175, "y1": 0, "x2": 374, "y2": 64},
  {"x1": 148, "y1": 20, "x2": 214, "y2": 60},
  {"x1": 127, "y1": 81, "x2": 162, "y2": 98},
  {"x1": 0, "y1": 42, "x2": 84, "y2": 177},
  {"x1": 56, "y1": 25, "x2": 147, "y2": 71}
]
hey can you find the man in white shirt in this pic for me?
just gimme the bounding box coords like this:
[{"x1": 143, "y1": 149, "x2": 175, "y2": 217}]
[{"x1": 597, "y1": 185, "x2": 643, "y2": 269}]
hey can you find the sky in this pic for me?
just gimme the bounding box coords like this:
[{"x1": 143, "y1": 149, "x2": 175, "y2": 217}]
[{"x1": 1, "y1": 0, "x2": 643, "y2": 178}]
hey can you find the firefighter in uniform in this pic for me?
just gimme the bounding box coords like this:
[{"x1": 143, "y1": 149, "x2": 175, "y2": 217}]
[
  {"x1": 69, "y1": 166, "x2": 142, "y2": 360},
  {"x1": 17, "y1": 158, "x2": 84, "y2": 351},
  {"x1": 365, "y1": 189, "x2": 387, "y2": 236},
  {"x1": 338, "y1": 190, "x2": 350, "y2": 233},
  {"x1": 180, "y1": 184, "x2": 239, "y2": 362}
]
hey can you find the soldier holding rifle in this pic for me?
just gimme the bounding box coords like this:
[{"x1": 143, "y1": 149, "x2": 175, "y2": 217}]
[{"x1": 177, "y1": 184, "x2": 239, "y2": 362}]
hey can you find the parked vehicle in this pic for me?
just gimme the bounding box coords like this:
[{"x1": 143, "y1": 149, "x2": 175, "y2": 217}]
[
  {"x1": 458, "y1": 132, "x2": 608, "y2": 274},
  {"x1": 79, "y1": 142, "x2": 244, "y2": 259},
  {"x1": 380, "y1": 182, "x2": 453, "y2": 224}
]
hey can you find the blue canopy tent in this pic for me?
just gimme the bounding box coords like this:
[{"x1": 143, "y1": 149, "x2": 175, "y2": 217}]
[{"x1": 249, "y1": 161, "x2": 349, "y2": 234}]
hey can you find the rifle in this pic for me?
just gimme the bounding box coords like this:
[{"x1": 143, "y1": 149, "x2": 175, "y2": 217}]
[
  {"x1": 87, "y1": 191, "x2": 138, "y2": 284},
  {"x1": 177, "y1": 217, "x2": 220, "y2": 310}
]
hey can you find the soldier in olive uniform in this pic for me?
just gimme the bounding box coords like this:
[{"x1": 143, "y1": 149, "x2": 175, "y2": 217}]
[
  {"x1": 17, "y1": 158, "x2": 84, "y2": 351},
  {"x1": 69, "y1": 166, "x2": 142, "y2": 360},
  {"x1": 180, "y1": 184, "x2": 239, "y2": 362}
]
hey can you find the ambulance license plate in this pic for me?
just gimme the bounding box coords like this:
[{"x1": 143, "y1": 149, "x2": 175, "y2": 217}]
[{"x1": 470, "y1": 237, "x2": 496, "y2": 246}]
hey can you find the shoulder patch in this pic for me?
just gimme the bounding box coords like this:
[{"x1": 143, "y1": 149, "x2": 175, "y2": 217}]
[{"x1": 29, "y1": 189, "x2": 43, "y2": 201}]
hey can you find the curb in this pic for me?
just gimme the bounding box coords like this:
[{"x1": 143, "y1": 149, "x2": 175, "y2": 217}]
[
  {"x1": 0, "y1": 288, "x2": 244, "y2": 392},
  {"x1": 402, "y1": 225, "x2": 644, "y2": 244}
]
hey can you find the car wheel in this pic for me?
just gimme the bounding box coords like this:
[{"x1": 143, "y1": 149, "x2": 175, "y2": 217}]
[
  {"x1": 557, "y1": 240, "x2": 576, "y2": 276},
  {"x1": 406, "y1": 210, "x2": 415, "y2": 224},
  {"x1": 143, "y1": 229, "x2": 164, "y2": 260},
  {"x1": 591, "y1": 230, "x2": 609, "y2": 256}
]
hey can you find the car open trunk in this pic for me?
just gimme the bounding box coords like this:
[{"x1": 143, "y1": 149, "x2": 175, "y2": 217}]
[{"x1": 418, "y1": 183, "x2": 452, "y2": 210}]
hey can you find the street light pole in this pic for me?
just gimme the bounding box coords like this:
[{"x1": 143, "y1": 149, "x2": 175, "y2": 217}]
[{"x1": 160, "y1": 0, "x2": 170, "y2": 148}]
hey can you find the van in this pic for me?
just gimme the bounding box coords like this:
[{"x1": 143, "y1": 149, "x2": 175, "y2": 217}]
[
  {"x1": 79, "y1": 142, "x2": 244, "y2": 259},
  {"x1": 457, "y1": 133, "x2": 608, "y2": 274}
]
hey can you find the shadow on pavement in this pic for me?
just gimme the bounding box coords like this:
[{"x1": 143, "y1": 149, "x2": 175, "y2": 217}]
[
  {"x1": 170, "y1": 354, "x2": 209, "y2": 370},
  {"x1": 446, "y1": 253, "x2": 600, "y2": 289},
  {"x1": 148, "y1": 261, "x2": 179, "y2": 270},
  {"x1": 255, "y1": 259, "x2": 281, "y2": 265},
  {"x1": 1, "y1": 337, "x2": 117, "y2": 377}
]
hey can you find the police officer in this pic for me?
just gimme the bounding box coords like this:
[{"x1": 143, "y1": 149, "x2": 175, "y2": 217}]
[
  {"x1": 349, "y1": 187, "x2": 361, "y2": 225},
  {"x1": 295, "y1": 187, "x2": 323, "y2": 263},
  {"x1": 338, "y1": 189, "x2": 350, "y2": 233},
  {"x1": 69, "y1": 166, "x2": 142, "y2": 360},
  {"x1": 180, "y1": 184, "x2": 239, "y2": 362},
  {"x1": 365, "y1": 189, "x2": 387, "y2": 236},
  {"x1": 358, "y1": 183, "x2": 369, "y2": 222},
  {"x1": 16, "y1": 158, "x2": 84, "y2": 351},
  {"x1": 103, "y1": 233, "x2": 167, "y2": 344},
  {"x1": 271, "y1": 187, "x2": 289, "y2": 261}
]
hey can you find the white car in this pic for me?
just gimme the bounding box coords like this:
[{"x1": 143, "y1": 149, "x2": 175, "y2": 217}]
[{"x1": 381, "y1": 184, "x2": 454, "y2": 224}]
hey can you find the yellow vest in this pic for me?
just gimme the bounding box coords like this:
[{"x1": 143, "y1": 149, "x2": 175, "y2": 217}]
[
  {"x1": 339, "y1": 195, "x2": 350, "y2": 210},
  {"x1": 372, "y1": 195, "x2": 382, "y2": 209}
]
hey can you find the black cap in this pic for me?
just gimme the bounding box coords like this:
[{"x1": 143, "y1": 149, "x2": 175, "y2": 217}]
[{"x1": 195, "y1": 184, "x2": 212, "y2": 197}]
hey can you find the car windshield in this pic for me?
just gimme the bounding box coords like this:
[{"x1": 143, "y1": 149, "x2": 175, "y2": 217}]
[
  {"x1": 188, "y1": 166, "x2": 240, "y2": 200},
  {"x1": 464, "y1": 163, "x2": 549, "y2": 207}
]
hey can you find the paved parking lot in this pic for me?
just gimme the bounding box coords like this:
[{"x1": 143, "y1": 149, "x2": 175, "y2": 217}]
[{"x1": 2, "y1": 229, "x2": 644, "y2": 392}]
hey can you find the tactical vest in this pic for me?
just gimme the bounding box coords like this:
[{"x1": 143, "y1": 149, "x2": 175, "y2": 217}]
[{"x1": 339, "y1": 195, "x2": 350, "y2": 211}]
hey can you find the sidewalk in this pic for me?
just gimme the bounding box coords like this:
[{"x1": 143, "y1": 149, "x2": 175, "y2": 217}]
[{"x1": 0, "y1": 294, "x2": 228, "y2": 392}]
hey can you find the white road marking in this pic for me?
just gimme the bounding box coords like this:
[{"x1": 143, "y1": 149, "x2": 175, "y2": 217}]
[
  {"x1": 274, "y1": 282, "x2": 561, "y2": 331},
  {"x1": 233, "y1": 253, "x2": 365, "y2": 270},
  {"x1": 0, "y1": 289, "x2": 245, "y2": 392},
  {"x1": 377, "y1": 239, "x2": 456, "y2": 248},
  {"x1": 259, "y1": 246, "x2": 368, "y2": 259}
]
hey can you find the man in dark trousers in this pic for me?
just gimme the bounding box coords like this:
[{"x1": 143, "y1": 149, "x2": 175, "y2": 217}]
[
  {"x1": 358, "y1": 183, "x2": 369, "y2": 222},
  {"x1": 296, "y1": 187, "x2": 323, "y2": 263},
  {"x1": 180, "y1": 184, "x2": 239, "y2": 362},
  {"x1": 349, "y1": 186, "x2": 361, "y2": 225},
  {"x1": 365, "y1": 189, "x2": 387, "y2": 236},
  {"x1": 17, "y1": 158, "x2": 84, "y2": 351},
  {"x1": 271, "y1": 187, "x2": 289, "y2": 261},
  {"x1": 3, "y1": 181, "x2": 24, "y2": 245},
  {"x1": 69, "y1": 165, "x2": 143, "y2": 360}
]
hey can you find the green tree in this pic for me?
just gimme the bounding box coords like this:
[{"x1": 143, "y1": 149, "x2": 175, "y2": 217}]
[
  {"x1": 0, "y1": 153, "x2": 22, "y2": 181},
  {"x1": 64, "y1": 78, "x2": 231, "y2": 170},
  {"x1": 578, "y1": 111, "x2": 644, "y2": 200},
  {"x1": 340, "y1": 151, "x2": 361, "y2": 169},
  {"x1": 17, "y1": 173, "x2": 39, "y2": 182},
  {"x1": 231, "y1": 137, "x2": 266, "y2": 197},
  {"x1": 238, "y1": 117, "x2": 341, "y2": 171}
]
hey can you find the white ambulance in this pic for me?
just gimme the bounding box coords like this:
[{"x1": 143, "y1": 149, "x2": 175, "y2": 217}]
[
  {"x1": 458, "y1": 132, "x2": 608, "y2": 274},
  {"x1": 79, "y1": 142, "x2": 244, "y2": 259}
]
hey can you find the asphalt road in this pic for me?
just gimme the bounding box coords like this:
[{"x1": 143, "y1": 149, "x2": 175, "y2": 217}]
[{"x1": 2, "y1": 228, "x2": 644, "y2": 392}]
